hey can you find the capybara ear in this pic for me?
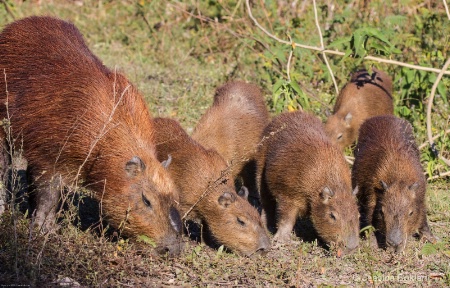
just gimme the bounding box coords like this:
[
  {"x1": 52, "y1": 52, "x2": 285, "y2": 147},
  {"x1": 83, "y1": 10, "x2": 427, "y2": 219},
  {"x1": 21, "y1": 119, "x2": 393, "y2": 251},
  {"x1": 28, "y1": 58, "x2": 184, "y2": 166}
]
[
  {"x1": 237, "y1": 185, "x2": 249, "y2": 200},
  {"x1": 352, "y1": 186, "x2": 359, "y2": 196},
  {"x1": 380, "y1": 180, "x2": 389, "y2": 192},
  {"x1": 409, "y1": 182, "x2": 419, "y2": 195},
  {"x1": 125, "y1": 156, "x2": 146, "y2": 177},
  {"x1": 320, "y1": 187, "x2": 334, "y2": 204},
  {"x1": 218, "y1": 192, "x2": 236, "y2": 208},
  {"x1": 344, "y1": 112, "x2": 352, "y2": 126},
  {"x1": 161, "y1": 154, "x2": 172, "y2": 169}
]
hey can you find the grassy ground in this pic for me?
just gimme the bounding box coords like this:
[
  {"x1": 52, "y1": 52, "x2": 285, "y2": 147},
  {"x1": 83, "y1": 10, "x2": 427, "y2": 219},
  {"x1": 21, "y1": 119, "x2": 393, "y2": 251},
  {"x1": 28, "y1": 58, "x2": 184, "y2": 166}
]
[{"x1": 0, "y1": 0, "x2": 449, "y2": 287}]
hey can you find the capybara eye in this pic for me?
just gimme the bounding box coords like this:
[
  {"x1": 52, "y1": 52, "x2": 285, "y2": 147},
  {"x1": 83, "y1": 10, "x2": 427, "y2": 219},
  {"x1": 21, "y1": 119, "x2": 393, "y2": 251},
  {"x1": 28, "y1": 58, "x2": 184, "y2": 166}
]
[
  {"x1": 337, "y1": 133, "x2": 343, "y2": 140},
  {"x1": 237, "y1": 217, "x2": 246, "y2": 227},
  {"x1": 329, "y1": 212, "x2": 336, "y2": 221},
  {"x1": 142, "y1": 193, "x2": 152, "y2": 208},
  {"x1": 409, "y1": 211, "x2": 413, "y2": 216}
]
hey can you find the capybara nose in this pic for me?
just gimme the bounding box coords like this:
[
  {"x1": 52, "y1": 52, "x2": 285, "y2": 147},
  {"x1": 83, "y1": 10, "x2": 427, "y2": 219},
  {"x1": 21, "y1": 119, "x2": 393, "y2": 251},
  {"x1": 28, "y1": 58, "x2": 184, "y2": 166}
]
[
  {"x1": 156, "y1": 242, "x2": 182, "y2": 257},
  {"x1": 346, "y1": 235, "x2": 359, "y2": 252}
]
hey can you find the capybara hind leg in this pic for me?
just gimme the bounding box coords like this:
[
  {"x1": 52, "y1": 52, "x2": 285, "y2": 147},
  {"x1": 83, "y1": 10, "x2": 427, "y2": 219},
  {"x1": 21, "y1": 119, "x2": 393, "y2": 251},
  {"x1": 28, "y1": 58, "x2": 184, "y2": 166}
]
[
  {"x1": 34, "y1": 176, "x2": 62, "y2": 232},
  {"x1": 418, "y1": 215, "x2": 438, "y2": 243},
  {"x1": 273, "y1": 201, "x2": 299, "y2": 243}
]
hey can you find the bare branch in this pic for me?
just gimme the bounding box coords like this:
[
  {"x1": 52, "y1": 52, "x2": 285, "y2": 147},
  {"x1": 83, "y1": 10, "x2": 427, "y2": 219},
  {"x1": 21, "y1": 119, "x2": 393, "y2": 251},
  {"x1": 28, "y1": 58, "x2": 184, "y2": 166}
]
[
  {"x1": 426, "y1": 57, "x2": 450, "y2": 167},
  {"x1": 419, "y1": 129, "x2": 450, "y2": 150},
  {"x1": 444, "y1": 0, "x2": 450, "y2": 20},
  {"x1": 427, "y1": 170, "x2": 450, "y2": 180},
  {"x1": 313, "y1": 0, "x2": 339, "y2": 95}
]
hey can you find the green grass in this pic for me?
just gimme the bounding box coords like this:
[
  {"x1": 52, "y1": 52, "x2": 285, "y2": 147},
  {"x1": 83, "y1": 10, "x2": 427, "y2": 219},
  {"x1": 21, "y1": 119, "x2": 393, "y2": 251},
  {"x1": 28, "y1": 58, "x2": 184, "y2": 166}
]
[{"x1": 0, "y1": 0, "x2": 449, "y2": 286}]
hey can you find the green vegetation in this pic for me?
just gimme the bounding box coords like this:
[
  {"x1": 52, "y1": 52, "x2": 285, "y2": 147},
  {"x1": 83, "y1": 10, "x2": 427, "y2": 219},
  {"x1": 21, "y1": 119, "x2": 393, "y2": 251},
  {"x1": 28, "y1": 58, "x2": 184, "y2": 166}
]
[{"x1": 0, "y1": 0, "x2": 449, "y2": 286}]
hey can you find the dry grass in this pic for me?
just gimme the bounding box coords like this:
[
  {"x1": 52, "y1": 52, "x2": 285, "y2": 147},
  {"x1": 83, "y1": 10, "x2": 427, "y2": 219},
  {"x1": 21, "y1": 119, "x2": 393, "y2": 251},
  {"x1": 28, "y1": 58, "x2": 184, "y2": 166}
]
[{"x1": 0, "y1": 1, "x2": 449, "y2": 287}]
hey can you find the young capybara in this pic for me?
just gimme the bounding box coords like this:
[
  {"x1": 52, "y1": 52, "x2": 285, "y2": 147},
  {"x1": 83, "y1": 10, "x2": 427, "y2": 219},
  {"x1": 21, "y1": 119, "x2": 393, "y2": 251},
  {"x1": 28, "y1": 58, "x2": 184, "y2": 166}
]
[
  {"x1": 154, "y1": 117, "x2": 270, "y2": 256},
  {"x1": 0, "y1": 16, "x2": 182, "y2": 256},
  {"x1": 352, "y1": 115, "x2": 436, "y2": 253},
  {"x1": 192, "y1": 81, "x2": 270, "y2": 204},
  {"x1": 256, "y1": 111, "x2": 360, "y2": 255},
  {"x1": 325, "y1": 67, "x2": 394, "y2": 149}
]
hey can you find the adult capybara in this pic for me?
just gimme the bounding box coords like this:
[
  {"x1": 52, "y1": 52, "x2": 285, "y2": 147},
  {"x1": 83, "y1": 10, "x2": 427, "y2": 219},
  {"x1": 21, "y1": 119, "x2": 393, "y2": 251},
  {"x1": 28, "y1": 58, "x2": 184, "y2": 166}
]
[
  {"x1": 325, "y1": 67, "x2": 394, "y2": 149},
  {"x1": 154, "y1": 117, "x2": 270, "y2": 256},
  {"x1": 192, "y1": 81, "x2": 270, "y2": 204},
  {"x1": 0, "y1": 16, "x2": 182, "y2": 256},
  {"x1": 352, "y1": 115, "x2": 436, "y2": 253},
  {"x1": 257, "y1": 111, "x2": 359, "y2": 255}
]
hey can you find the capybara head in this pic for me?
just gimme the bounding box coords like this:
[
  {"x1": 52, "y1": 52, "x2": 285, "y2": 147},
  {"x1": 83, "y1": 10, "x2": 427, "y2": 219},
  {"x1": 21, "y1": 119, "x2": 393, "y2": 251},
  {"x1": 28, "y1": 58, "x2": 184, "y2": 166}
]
[
  {"x1": 325, "y1": 67, "x2": 393, "y2": 149},
  {"x1": 116, "y1": 156, "x2": 183, "y2": 256},
  {"x1": 204, "y1": 182, "x2": 271, "y2": 256},
  {"x1": 374, "y1": 181, "x2": 423, "y2": 253},
  {"x1": 311, "y1": 185, "x2": 360, "y2": 255}
]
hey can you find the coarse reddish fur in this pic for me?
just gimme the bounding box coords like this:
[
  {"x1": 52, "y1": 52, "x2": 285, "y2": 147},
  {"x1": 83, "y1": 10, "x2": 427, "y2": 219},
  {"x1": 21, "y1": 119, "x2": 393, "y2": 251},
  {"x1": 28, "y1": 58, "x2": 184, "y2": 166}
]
[
  {"x1": 154, "y1": 118, "x2": 270, "y2": 256},
  {"x1": 256, "y1": 111, "x2": 359, "y2": 254},
  {"x1": 192, "y1": 81, "x2": 270, "y2": 201},
  {"x1": 325, "y1": 67, "x2": 394, "y2": 149},
  {"x1": 0, "y1": 16, "x2": 182, "y2": 255},
  {"x1": 352, "y1": 115, "x2": 435, "y2": 252}
]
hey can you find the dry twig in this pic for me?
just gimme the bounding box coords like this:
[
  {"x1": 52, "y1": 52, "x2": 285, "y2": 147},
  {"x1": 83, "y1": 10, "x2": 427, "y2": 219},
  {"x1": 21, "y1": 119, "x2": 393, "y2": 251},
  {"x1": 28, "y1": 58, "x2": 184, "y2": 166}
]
[{"x1": 426, "y1": 58, "x2": 450, "y2": 168}]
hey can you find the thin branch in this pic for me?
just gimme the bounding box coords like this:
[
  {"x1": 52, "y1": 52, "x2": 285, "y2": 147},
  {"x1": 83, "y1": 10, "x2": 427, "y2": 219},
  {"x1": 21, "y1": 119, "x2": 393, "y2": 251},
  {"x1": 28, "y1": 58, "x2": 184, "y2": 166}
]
[
  {"x1": 419, "y1": 129, "x2": 450, "y2": 150},
  {"x1": 245, "y1": 0, "x2": 450, "y2": 76},
  {"x1": 426, "y1": 57, "x2": 450, "y2": 167},
  {"x1": 1, "y1": 0, "x2": 15, "y2": 20},
  {"x1": 286, "y1": 35, "x2": 294, "y2": 82},
  {"x1": 313, "y1": 0, "x2": 339, "y2": 95},
  {"x1": 427, "y1": 170, "x2": 450, "y2": 180},
  {"x1": 444, "y1": 0, "x2": 450, "y2": 20}
]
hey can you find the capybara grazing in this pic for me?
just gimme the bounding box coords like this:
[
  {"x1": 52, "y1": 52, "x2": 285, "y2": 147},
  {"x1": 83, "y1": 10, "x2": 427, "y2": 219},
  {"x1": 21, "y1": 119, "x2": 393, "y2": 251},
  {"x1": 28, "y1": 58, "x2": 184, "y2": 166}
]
[
  {"x1": 0, "y1": 16, "x2": 182, "y2": 256},
  {"x1": 192, "y1": 81, "x2": 270, "y2": 204},
  {"x1": 154, "y1": 117, "x2": 270, "y2": 256},
  {"x1": 257, "y1": 111, "x2": 360, "y2": 255},
  {"x1": 325, "y1": 67, "x2": 394, "y2": 149},
  {"x1": 352, "y1": 115, "x2": 436, "y2": 253}
]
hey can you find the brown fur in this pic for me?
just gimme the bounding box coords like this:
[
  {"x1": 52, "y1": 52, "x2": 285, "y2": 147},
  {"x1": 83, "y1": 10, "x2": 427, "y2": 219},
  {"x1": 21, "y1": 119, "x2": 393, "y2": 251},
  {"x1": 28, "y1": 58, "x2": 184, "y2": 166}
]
[
  {"x1": 192, "y1": 81, "x2": 269, "y2": 201},
  {"x1": 325, "y1": 68, "x2": 394, "y2": 149},
  {"x1": 154, "y1": 117, "x2": 270, "y2": 256},
  {"x1": 0, "y1": 16, "x2": 182, "y2": 255},
  {"x1": 352, "y1": 115, "x2": 435, "y2": 252},
  {"x1": 257, "y1": 111, "x2": 359, "y2": 254}
]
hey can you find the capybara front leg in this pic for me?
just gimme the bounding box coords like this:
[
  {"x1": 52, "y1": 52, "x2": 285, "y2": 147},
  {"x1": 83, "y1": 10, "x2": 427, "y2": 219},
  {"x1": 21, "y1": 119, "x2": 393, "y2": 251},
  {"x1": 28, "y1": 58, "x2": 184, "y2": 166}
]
[
  {"x1": 418, "y1": 214, "x2": 438, "y2": 243},
  {"x1": 34, "y1": 175, "x2": 62, "y2": 232},
  {"x1": 273, "y1": 200, "x2": 299, "y2": 243}
]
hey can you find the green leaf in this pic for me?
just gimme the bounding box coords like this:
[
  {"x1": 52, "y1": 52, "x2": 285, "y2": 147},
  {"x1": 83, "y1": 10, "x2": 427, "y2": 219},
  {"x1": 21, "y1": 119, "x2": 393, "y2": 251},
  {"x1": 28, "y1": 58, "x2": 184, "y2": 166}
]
[
  {"x1": 273, "y1": 78, "x2": 285, "y2": 94},
  {"x1": 353, "y1": 30, "x2": 366, "y2": 58},
  {"x1": 437, "y1": 81, "x2": 447, "y2": 102},
  {"x1": 369, "y1": 42, "x2": 390, "y2": 54},
  {"x1": 289, "y1": 80, "x2": 302, "y2": 96},
  {"x1": 421, "y1": 243, "x2": 438, "y2": 255},
  {"x1": 137, "y1": 235, "x2": 157, "y2": 247},
  {"x1": 328, "y1": 36, "x2": 351, "y2": 48},
  {"x1": 216, "y1": 245, "x2": 224, "y2": 258}
]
